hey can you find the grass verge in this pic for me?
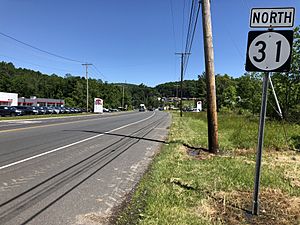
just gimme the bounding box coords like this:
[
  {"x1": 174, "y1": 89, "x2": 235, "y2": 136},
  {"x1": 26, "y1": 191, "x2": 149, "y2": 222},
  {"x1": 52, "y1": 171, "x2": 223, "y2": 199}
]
[{"x1": 114, "y1": 112, "x2": 300, "y2": 225}]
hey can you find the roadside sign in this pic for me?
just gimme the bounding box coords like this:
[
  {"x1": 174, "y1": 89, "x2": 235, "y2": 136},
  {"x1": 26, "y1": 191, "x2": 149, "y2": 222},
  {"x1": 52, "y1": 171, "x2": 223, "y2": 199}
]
[
  {"x1": 94, "y1": 98, "x2": 103, "y2": 113},
  {"x1": 248, "y1": 6, "x2": 295, "y2": 216},
  {"x1": 250, "y1": 8, "x2": 295, "y2": 28},
  {"x1": 196, "y1": 101, "x2": 202, "y2": 112},
  {"x1": 245, "y1": 30, "x2": 293, "y2": 72}
]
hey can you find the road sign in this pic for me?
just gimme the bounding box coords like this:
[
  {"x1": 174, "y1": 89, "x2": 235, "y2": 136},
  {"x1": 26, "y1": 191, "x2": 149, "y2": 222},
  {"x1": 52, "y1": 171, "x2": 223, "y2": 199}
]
[
  {"x1": 250, "y1": 8, "x2": 295, "y2": 28},
  {"x1": 245, "y1": 30, "x2": 293, "y2": 72}
]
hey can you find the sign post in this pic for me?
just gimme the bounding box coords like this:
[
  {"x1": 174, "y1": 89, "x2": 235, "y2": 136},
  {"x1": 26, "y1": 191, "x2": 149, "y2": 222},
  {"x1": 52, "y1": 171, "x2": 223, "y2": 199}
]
[
  {"x1": 245, "y1": 7, "x2": 294, "y2": 216},
  {"x1": 252, "y1": 72, "x2": 269, "y2": 215}
]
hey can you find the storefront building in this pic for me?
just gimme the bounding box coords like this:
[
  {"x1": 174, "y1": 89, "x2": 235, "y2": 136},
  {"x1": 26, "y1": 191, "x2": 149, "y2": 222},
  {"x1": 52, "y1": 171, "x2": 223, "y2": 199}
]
[
  {"x1": 18, "y1": 96, "x2": 65, "y2": 107},
  {"x1": 0, "y1": 92, "x2": 18, "y2": 106}
]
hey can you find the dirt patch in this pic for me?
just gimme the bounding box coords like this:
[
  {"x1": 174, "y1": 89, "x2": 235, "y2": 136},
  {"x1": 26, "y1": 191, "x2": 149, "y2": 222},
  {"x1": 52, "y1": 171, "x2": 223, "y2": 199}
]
[
  {"x1": 184, "y1": 145, "x2": 214, "y2": 160},
  {"x1": 76, "y1": 212, "x2": 110, "y2": 225},
  {"x1": 231, "y1": 148, "x2": 256, "y2": 157},
  {"x1": 265, "y1": 152, "x2": 300, "y2": 188},
  {"x1": 205, "y1": 189, "x2": 300, "y2": 225}
]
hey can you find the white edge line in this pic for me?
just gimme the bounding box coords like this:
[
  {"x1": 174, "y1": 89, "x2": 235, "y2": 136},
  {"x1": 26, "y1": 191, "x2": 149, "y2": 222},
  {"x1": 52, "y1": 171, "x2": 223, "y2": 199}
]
[{"x1": 0, "y1": 112, "x2": 156, "y2": 170}]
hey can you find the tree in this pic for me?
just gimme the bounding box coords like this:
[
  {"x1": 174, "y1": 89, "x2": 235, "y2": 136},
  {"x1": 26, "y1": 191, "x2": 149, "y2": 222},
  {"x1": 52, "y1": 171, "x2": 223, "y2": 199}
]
[
  {"x1": 215, "y1": 74, "x2": 237, "y2": 110},
  {"x1": 236, "y1": 72, "x2": 262, "y2": 115},
  {"x1": 269, "y1": 26, "x2": 300, "y2": 121}
]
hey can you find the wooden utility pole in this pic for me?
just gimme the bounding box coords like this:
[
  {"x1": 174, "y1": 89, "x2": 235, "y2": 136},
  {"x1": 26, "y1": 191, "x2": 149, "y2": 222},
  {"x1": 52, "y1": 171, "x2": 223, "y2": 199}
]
[
  {"x1": 201, "y1": 0, "x2": 219, "y2": 153},
  {"x1": 82, "y1": 63, "x2": 92, "y2": 113},
  {"x1": 176, "y1": 52, "x2": 190, "y2": 117}
]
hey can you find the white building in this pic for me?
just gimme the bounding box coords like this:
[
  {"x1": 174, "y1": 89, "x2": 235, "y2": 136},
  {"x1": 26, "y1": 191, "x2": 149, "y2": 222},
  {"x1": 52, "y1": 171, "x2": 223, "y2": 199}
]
[{"x1": 0, "y1": 92, "x2": 18, "y2": 106}]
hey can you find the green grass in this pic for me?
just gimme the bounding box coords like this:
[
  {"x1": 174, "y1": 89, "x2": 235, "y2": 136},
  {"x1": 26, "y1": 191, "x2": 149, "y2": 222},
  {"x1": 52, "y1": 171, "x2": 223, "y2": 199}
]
[
  {"x1": 170, "y1": 111, "x2": 300, "y2": 151},
  {"x1": 116, "y1": 112, "x2": 300, "y2": 225}
]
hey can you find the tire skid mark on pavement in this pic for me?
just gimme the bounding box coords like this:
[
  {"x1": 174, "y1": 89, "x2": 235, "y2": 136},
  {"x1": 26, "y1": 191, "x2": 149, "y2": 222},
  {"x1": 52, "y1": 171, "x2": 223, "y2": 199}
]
[
  {"x1": 74, "y1": 115, "x2": 169, "y2": 225},
  {"x1": 0, "y1": 113, "x2": 166, "y2": 225}
]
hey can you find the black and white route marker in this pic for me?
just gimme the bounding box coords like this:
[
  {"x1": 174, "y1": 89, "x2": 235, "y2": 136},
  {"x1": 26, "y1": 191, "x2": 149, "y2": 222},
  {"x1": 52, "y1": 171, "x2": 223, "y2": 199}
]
[
  {"x1": 246, "y1": 7, "x2": 295, "y2": 216},
  {"x1": 246, "y1": 30, "x2": 293, "y2": 72}
]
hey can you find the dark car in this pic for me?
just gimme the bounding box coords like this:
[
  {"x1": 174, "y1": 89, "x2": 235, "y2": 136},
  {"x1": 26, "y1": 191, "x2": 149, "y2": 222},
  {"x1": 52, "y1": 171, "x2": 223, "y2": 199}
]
[
  {"x1": 14, "y1": 106, "x2": 31, "y2": 115},
  {"x1": 0, "y1": 106, "x2": 24, "y2": 117},
  {"x1": 37, "y1": 106, "x2": 47, "y2": 114},
  {"x1": 27, "y1": 106, "x2": 41, "y2": 115},
  {"x1": 45, "y1": 107, "x2": 54, "y2": 114}
]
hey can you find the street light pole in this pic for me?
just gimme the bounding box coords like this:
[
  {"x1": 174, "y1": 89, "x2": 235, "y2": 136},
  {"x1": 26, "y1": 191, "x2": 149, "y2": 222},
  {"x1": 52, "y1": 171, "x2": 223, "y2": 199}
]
[{"x1": 82, "y1": 63, "x2": 92, "y2": 113}]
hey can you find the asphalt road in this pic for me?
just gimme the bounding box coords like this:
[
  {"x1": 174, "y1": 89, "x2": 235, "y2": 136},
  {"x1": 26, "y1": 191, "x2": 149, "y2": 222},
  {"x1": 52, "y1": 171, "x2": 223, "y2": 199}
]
[{"x1": 0, "y1": 111, "x2": 171, "y2": 225}]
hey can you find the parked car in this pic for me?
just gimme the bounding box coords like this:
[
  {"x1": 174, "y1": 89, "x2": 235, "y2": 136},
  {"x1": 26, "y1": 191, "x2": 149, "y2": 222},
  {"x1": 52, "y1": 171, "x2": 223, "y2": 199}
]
[
  {"x1": 45, "y1": 107, "x2": 54, "y2": 114},
  {"x1": 103, "y1": 108, "x2": 110, "y2": 112},
  {"x1": 27, "y1": 106, "x2": 40, "y2": 115},
  {"x1": 37, "y1": 106, "x2": 47, "y2": 114},
  {"x1": 14, "y1": 106, "x2": 32, "y2": 115},
  {"x1": 0, "y1": 106, "x2": 24, "y2": 117},
  {"x1": 52, "y1": 107, "x2": 61, "y2": 114}
]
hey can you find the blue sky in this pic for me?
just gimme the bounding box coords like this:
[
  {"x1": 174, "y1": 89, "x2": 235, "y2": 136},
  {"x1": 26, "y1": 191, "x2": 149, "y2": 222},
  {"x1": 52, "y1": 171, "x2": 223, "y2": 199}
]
[{"x1": 0, "y1": 0, "x2": 299, "y2": 87}]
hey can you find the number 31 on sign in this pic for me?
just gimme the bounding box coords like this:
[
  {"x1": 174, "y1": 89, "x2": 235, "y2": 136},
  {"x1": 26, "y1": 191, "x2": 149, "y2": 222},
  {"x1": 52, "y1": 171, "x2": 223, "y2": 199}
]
[{"x1": 245, "y1": 30, "x2": 293, "y2": 72}]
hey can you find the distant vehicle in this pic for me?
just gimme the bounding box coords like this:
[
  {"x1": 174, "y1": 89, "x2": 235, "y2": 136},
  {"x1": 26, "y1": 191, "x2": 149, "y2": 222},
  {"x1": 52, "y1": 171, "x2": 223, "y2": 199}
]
[
  {"x1": 37, "y1": 106, "x2": 47, "y2": 114},
  {"x1": 14, "y1": 106, "x2": 30, "y2": 115},
  {"x1": 0, "y1": 106, "x2": 24, "y2": 117},
  {"x1": 103, "y1": 108, "x2": 110, "y2": 112},
  {"x1": 26, "y1": 106, "x2": 40, "y2": 115},
  {"x1": 139, "y1": 104, "x2": 146, "y2": 112},
  {"x1": 45, "y1": 107, "x2": 54, "y2": 114},
  {"x1": 52, "y1": 107, "x2": 61, "y2": 114}
]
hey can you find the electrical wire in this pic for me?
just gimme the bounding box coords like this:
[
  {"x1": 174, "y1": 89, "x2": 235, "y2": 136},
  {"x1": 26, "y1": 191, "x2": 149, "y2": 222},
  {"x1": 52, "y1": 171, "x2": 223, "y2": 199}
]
[
  {"x1": 181, "y1": 0, "x2": 201, "y2": 77},
  {"x1": 184, "y1": 0, "x2": 196, "y2": 54},
  {"x1": 0, "y1": 31, "x2": 84, "y2": 64},
  {"x1": 181, "y1": 0, "x2": 187, "y2": 52},
  {"x1": 169, "y1": 0, "x2": 177, "y2": 52},
  {"x1": 91, "y1": 64, "x2": 108, "y2": 80},
  {"x1": 0, "y1": 31, "x2": 111, "y2": 82},
  {"x1": 0, "y1": 53, "x2": 80, "y2": 74}
]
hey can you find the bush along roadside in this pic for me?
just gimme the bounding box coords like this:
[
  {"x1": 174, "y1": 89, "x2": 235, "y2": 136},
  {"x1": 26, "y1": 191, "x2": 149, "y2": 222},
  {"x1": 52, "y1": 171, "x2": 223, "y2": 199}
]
[{"x1": 114, "y1": 112, "x2": 300, "y2": 225}]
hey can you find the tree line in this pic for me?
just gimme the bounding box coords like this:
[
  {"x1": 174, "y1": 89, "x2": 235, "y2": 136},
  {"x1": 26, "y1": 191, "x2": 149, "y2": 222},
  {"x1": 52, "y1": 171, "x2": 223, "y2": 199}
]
[
  {"x1": 0, "y1": 26, "x2": 299, "y2": 121},
  {"x1": 0, "y1": 62, "x2": 161, "y2": 110}
]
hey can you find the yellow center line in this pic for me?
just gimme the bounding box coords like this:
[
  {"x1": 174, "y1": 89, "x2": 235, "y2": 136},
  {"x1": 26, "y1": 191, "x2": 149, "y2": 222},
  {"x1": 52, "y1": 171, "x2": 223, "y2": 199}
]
[{"x1": 0, "y1": 117, "x2": 109, "y2": 133}]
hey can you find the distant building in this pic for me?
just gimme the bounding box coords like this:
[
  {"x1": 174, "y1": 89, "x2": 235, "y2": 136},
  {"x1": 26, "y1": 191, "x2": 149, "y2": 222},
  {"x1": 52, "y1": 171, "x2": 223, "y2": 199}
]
[
  {"x1": 1, "y1": 92, "x2": 65, "y2": 107},
  {"x1": 18, "y1": 96, "x2": 64, "y2": 107},
  {"x1": 0, "y1": 92, "x2": 18, "y2": 106}
]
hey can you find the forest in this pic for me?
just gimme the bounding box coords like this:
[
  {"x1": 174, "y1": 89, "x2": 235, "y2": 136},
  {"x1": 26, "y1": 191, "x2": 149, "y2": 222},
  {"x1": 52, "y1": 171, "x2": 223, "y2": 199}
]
[{"x1": 0, "y1": 26, "x2": 299, "y2": 122}]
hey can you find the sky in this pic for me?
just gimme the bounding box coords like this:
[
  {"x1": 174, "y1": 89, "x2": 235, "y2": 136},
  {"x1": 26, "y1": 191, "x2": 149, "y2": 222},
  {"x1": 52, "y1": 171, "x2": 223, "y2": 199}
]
[{"x1": 0, "y1": 0, "x2": 299, "y2": 87}]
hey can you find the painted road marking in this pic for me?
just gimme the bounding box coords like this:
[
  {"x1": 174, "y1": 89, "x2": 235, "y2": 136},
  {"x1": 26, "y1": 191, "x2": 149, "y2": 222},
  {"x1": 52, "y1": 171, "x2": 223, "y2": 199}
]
[
  {"x1": 0, "y1": 112, "x2": 155, "y2": 170},
  {"x1": 6, "y1": 120, "x2": 42, "y2": 124},
  {"x1": 0, "y1": 112, "x2": 138, "y2": 133}
]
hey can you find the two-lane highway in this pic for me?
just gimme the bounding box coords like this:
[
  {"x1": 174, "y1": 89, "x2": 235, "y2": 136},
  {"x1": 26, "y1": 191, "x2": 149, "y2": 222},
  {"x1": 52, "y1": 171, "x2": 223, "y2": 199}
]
[{"x1": 0, "y1": 111, "x2": 170, "y2": 225}]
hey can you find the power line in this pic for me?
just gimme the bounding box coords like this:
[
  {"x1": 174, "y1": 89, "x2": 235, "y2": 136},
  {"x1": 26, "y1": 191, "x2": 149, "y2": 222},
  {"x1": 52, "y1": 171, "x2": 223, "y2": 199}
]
[
  {"x1": 0, "y1": 53, "x2": 80, "y2": 74},
  {"x1": 91, "y1": 64, "x2": 108, "y2": 80},
  {"x1": 181, "y1": 0, "x2": 187, "y2": 51},
  {"x1": 0, "y1": 31, "x2": 84, "y2": 64},
  {"x1": 169, "y1": 0, "x2": 177, "y2": 52},
  {"x1": 183, "y1": 0, "x2": 201, "y2": 76},
  {"x1": 184, "y1": 0, "x2": 196, "y2": 54}
]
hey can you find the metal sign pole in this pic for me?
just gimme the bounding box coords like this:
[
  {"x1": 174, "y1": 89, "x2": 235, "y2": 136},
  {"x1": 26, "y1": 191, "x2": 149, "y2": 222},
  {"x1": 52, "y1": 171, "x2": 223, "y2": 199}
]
[{"x1": 252, "y1": 72, "x2": 270, "y2": 215}]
